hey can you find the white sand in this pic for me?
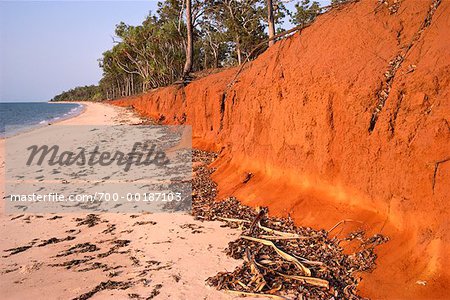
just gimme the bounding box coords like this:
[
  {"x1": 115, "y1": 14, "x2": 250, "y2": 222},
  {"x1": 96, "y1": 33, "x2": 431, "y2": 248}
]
[{"x1": 0, "y1": 102, "x2": 243, "y2": 299}]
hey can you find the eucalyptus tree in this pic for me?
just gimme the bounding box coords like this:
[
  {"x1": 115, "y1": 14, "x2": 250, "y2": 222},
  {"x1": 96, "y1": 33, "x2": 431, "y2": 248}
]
[
  {"x1": 291, "y1": 0, "x2": 320, "y2": 26},
  {"x1": 112, "y1": 13, "x2": 185, "y2": 91},
  {"x1": 183, "y1": 0, "x2": 194, "y2": 78},
  {"x1": 206, "y1": 0, "x2": 267, "y2": 65},
  {"x1": 267, "y1": 0, "x2": 275, "y2": 46},
  {"x1": 99, "y1": 47, "x2": 138, "y2": 99},
  {"x1": 61, "y1": 0, "x2": 308, "y2": 102}
]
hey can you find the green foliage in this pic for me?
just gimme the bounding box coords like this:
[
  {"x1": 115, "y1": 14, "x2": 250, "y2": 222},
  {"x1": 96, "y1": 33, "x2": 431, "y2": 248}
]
[
  {"x1": 51, "y1": 85, "x2": 102, "y2": 102},
  {"x1": 52, "y1": 0, "x2": 326, "y2": 101},
  {"x1": 331, "y1": 0, "x2": 347, "y2": 4},
  {"x1": 271, "y1": 0, "x2": 290, "y2": 34},
  {"x1": 205, "y1": 0, "x2": 267, "y2": 64},
  {"x1": 291, "y1": 0, "x2": 320, "y2": 26}
]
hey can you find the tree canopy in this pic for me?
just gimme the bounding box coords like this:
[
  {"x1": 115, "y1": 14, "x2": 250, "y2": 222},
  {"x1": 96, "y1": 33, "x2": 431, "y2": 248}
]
[
  {"x1": 51, "y1": 85, "x2": 102, "y2": 102},
  {"x1": 52, "y1": 0, "x2": 337, "y2": 102}
]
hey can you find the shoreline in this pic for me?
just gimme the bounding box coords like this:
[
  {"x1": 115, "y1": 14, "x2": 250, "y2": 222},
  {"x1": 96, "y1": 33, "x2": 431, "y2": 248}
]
[
  {"x1": 0, "y1": 101, "x2": 243, "y2": 299},
  {"x1": 0, "y1": 101, "x2": 142, "y2": 141},
  {"x1": 0, "y1": 102, "x2": 86, "y2": 140},
  {"x1": 0, "y1": 101, "x2": 388, "y2": 299}
]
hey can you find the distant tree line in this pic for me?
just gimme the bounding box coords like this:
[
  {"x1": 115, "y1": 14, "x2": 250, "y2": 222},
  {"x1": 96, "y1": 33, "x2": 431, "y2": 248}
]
[
  {"x1": 53, "y1": 0, "x2": 334, "y2": 102},
  {"x1": 51, "y1": 85, "x2": 102, "y2": 102}
]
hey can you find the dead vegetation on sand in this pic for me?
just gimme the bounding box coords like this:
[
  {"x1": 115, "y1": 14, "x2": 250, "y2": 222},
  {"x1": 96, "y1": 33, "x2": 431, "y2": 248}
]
[{"x1": 191, "y1": 150, "x2": 388, "y2": 299}]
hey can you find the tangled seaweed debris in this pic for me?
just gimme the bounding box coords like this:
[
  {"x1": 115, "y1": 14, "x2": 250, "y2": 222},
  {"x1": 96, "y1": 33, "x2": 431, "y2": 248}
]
[
  {"x1": 75, "y1": 214, "x2": 101, "y2": 228},
  {"x1": 72, "y1": 280, "x2": 133, "y2": 300},
  {"x1": 191, "y1": 149, "x2": 389, "y2": 299},
  {"x1": 191, "y1": 150, "x2": 258, "y2": 223},
  {"x1": 56, "y1": 242, "x2": 100, "y2": 257},
  {"x1": 3, "y1": 245, "x2": 33, "y2": 257},
  {"x1": 37, "y1": 236, "x2": 75, "y2": 247}
]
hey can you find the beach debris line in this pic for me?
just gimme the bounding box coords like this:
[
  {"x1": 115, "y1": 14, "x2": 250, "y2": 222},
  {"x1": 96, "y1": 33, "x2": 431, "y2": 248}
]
[
  {"x1": 72, "y1": 280, "x2": 133, "y2": 300},
  {"x1": 190, "y1": 149, "x2": 389, "y2": 299},
  {"x1": 206, "y1": 209, "x2": 388, "y2": 299}
]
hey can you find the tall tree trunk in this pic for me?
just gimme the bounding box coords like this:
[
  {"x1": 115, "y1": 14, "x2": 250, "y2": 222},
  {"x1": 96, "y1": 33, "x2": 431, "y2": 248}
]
[
  {"x1": 214, "y1": 50, "x2": 219, "y2": 68},
  {"x1": 129, "y1": 76, "x2": 132, "y2": 95},
  {"x1": 267, "y1": 0, "x2": 275, "y2": 47},
  {"x1": 236, "y1": 38, "x2": 242, "y2": 65},
  {"x1": 182, "y1": 0, "x2": 193, "y2": 78}
]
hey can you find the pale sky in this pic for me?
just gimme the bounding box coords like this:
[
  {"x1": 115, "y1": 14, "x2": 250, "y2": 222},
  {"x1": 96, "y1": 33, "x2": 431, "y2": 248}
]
[{"x1": 0, "y1": 0, "x2": 158, "y2": 102}]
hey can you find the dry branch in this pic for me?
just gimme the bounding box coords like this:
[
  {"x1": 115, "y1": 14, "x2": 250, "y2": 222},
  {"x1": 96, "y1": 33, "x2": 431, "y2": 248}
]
[
  {"x1": 192, "y1": 149, "x2": 388, "y2": 299},
  {"x1": 224, "y1": 289, "x2": 289, "y2": 299},
  {"x1": 241, "y1": 235, "x2": 312, "y2": 276},
  {"x1": 277, "y1": 273, "x2": 329, "y2": 288}
]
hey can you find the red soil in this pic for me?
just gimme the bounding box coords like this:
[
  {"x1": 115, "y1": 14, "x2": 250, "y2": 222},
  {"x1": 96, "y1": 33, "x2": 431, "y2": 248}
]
[{"x1": 112, "y1": 0, "x2": 450, "y2": 298}]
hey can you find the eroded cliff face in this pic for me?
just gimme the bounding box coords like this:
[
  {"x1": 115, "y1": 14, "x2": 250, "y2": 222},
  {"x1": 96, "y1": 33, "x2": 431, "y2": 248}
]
[{"x1": 112, "y1": 0, "x2": 450, "y2": 298}]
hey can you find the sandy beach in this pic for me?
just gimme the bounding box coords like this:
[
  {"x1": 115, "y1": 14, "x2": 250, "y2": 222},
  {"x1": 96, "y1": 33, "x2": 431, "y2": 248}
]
[
  {"x1": 0, "y1": 102, "x2": 242, "y2": 299},
  {"x1": 2, "y1": 0, "x2": 449, "y2": 297}
]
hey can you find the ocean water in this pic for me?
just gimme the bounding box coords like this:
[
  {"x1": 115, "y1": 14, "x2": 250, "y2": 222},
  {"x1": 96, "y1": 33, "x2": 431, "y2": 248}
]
[{"x1": 0, "y1": 102, "x2": 84, "y2": 137}]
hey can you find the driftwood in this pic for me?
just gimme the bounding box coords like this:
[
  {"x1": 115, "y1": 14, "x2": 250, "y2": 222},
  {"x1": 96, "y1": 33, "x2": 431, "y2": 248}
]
[
  {"x1": 224, "y1": 289, "x2": 289, "y2": 300},
  {"x1": 277, "y1": 272, "x2": 329, "y2": 289},
  {"x1": 192, "y1": 149, "x2": 388, "y2": 299},
  {"x1": 258, "y1": 221, "x2": 305, "y2": 238},
  {"x1": 258, "y1": 235, "x2": 310, "y2": 240},
  {"x1": 241, "y1": 235, "x2": 312, "y2": 276},
  {"x1": 218, "y1": 217, "x2": 251, "y2": 223}
]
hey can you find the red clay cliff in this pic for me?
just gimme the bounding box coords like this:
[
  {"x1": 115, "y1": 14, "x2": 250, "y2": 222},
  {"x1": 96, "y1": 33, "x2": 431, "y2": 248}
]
[{"x1": 112, "y1": 0, "x2": 450, "y2": 298}]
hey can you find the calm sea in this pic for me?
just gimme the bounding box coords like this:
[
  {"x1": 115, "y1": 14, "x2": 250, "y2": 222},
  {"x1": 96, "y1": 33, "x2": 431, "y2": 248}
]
[{"x1": 0, "y1": 102, "x2": 84, "y2": 137}]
